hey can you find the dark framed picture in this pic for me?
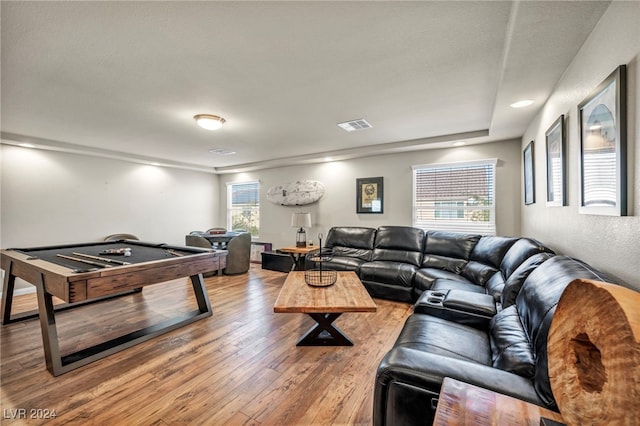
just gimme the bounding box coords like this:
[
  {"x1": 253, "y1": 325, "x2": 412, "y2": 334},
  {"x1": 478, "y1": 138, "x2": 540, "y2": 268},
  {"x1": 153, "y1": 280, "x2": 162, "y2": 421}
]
[
  {"x1": 356, "y1": 177, "x2": 383, "y2": 213},
  {"x1": 578, "y1": 65, "x2": 627, "y2": 216},
  {"x1": 523, "y1": 141, "x2": 535, "y2": 205},
  {"x1": 545, "y1": 115, "x2": 566, "y2": 207}
]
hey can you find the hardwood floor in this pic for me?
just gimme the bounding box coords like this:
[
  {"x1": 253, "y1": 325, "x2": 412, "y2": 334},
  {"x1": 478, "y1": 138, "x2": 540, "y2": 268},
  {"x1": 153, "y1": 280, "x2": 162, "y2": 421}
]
[{"x1": 1, "y1": 265, "x2": 412, "y2": 425}]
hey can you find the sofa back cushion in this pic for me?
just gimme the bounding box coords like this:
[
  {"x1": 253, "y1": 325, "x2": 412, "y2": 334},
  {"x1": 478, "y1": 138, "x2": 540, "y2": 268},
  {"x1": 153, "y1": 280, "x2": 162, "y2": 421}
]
[
  {"x1": 500, "y1": 238, "x2": 554, "y2": 280},
  {"x1": 500, "y1": 252, "x2": 554, "y2": 308},
  {"x1": 489, "y1": 305, "x2": 535, "y2": 378},
  {"x1": 371, "y1": 226, "x2": 424, "y2": 266},
  {"x1": 461, "y1": 262, "x2": 499, "y2": 287},
  {"x1": 421, "y1": 231, "x2": 480, "y2": 274},
  {"x1": 516, "y1": 255, "x2": 614, "y2": 409},
  {"x1": 470, "y1": 236, "x2": 518, "y2": 269},
  {"x1": 325, "y1": 226, "x2": 376, "y2": 261}
]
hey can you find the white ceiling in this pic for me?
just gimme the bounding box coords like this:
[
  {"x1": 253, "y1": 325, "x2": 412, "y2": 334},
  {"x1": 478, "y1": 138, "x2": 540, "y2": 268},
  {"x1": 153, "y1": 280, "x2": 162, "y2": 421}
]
[{"x1": 1, "y1": 1, "x2": 611, "y2": 173}]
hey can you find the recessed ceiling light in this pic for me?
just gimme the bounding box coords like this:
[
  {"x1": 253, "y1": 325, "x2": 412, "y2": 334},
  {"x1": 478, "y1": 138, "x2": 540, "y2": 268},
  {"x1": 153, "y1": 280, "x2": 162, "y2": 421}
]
[
  {"x1": 19, "y1": 143, "x2": 35, "y2": 148},
  {"x1": 194, "y1": 114, "x2": 226, "y2": 130},
  {"x1": 510, "y1": 99, "x2": 534, "y2": 108},
  {"x1": 453, "y1": 141, "x2": 466, "y2": 147},
  {"x1": 337, "y1": 118, "x2": 372, "y2": 132},
  {"x1": 209, "y1": 148, "x2": 236, "y2": 155}
]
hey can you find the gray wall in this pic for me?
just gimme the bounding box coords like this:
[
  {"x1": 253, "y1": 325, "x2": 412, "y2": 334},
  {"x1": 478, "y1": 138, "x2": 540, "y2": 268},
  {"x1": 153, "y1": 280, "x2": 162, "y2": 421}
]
[
  {"x1": 1, "y1": 144, "x2": 220, "y2": 292},
  {"x1": 521, "y1": 1, "x2": 640, "y2": 289},
  {"x1": 219, "y1": 138, "x2": 522, "y2": 250}
]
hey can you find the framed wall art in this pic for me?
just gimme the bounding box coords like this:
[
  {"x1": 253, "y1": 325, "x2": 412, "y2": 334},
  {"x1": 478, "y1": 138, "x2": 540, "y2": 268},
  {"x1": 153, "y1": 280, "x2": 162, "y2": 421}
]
[
  {"x1": 356, "y1": 176, "x2": 383, "y2": 213},
  {"x1": 523, "y1": 141, "x2": 535, "y2": 205},
  {"x1": 578, "y1": 65, "x2": 627, "y2": 216},
  {"x1": 545, "y1": 115, "x2": 566, "y2": 206}
]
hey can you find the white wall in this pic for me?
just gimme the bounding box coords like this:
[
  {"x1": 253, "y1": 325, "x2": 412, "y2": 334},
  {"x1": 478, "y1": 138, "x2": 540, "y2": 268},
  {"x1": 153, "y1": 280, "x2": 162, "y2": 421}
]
[
  {"x1": 219, "y1": 138, "x2": 522, "y2": 250},
  {"x1": 521, "y1": 1, "x2": 640, "y2": 289},
  {"x1": 1, "y1": 144, "x2": 219, "y2": 291}
]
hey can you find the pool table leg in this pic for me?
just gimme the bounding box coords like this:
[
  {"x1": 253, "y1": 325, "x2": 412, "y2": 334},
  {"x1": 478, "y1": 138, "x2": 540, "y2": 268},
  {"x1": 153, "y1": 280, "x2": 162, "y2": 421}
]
[
  {"x1": 1, "y1": 262, "x2": 17, "y2": 325},
  {"x1": 34, "y1": 274, "x2": 64, "y2": 374},
  {"x1": 190, "y1": 273, "x2": 212, "y2": 314}
]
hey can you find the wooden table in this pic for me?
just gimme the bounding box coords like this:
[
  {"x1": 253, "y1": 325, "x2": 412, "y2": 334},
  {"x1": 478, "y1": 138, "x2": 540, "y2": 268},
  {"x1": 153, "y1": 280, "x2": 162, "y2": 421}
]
[
  {"x1": 278, "y1": 246, "x2": 319, "y2": 270},
  {"x1": 273, "y1": 271, "x2": 376, "y2": 346},
  {"x1": 1, "y1": 240, "x2": 220, "y2": 376},
  {"x1": 434, "y1": 378, "x2": 564, "y2": 425},
  {"x1": 197, "y1": 231, "x2": 242, "y2": 249}
]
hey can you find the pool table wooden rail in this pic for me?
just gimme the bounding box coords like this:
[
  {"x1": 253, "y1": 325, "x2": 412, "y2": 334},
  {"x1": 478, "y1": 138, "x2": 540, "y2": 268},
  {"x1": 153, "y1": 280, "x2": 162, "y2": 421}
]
[{"x1": 1, "y1": 248, "x2": 217, "y2": 303}]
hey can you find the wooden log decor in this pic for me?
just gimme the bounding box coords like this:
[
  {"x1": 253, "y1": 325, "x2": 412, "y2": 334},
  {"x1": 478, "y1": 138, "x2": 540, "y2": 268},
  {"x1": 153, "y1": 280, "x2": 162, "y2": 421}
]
[{"x1": 548, "y1": 279, "x2": 640, "y2": 425}]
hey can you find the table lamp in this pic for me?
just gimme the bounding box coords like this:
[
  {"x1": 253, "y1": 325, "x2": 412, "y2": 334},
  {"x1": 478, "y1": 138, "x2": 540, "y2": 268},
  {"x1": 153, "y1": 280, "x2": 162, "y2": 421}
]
[{"x1": 291, "y1": 212, "x2": 311, "y2": 247}]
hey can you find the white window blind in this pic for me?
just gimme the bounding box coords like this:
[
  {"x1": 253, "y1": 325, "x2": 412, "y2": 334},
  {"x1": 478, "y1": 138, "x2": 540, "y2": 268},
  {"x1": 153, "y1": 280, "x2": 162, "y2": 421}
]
[
  {"x1": 227, "y1": 181, "x2": 260, "y2": 237},
  {"x1": 412, "y1": 159, "x2": 497, "y2": 235}
]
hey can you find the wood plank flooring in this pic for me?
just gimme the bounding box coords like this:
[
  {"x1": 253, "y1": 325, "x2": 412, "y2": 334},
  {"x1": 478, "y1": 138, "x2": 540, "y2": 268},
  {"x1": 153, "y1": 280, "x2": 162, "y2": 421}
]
[{"x1": 1, "y1": 265, "x2": 412, "y2": 425}]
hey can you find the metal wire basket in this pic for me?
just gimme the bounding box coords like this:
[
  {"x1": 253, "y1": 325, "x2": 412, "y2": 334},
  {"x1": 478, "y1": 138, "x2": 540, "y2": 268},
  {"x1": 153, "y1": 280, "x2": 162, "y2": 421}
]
[
  {"x1": 305, "y1": 233, "x2": 336, "y2": 286},
  {"x1": 304, "y1": 268, "x2": 337, "y2": 287}
]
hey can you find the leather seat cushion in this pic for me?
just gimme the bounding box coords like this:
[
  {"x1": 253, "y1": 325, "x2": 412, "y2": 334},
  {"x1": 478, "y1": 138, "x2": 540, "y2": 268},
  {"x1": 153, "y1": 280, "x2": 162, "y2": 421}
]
[
  {"x1": 360, "y1": 261, "x2": 417, "y2": 287},
  {"x1": 489, "y1": 305, "x2": 535, "y2": 378},
  {"x1": 394, "y1": 314, "x2": 491, "y2": 365}
]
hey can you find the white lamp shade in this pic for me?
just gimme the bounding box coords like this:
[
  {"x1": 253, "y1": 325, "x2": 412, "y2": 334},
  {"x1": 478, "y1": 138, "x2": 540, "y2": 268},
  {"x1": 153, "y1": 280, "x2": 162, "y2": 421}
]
[{"x1": 291, "y1": 212, "x2": 311, "y2": 228}]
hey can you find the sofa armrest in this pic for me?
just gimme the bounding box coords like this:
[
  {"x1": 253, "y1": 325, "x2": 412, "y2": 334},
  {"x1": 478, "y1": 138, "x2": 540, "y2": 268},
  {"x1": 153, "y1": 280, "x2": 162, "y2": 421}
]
[
  {"x1": 374, "y1": 347, "x2": 545, "y2": 426},
  {"x1": 443, "y1": 289, "x2": 496, "y2": 316},
  {"x1": 413, "y1": 290, "x2": 496, "y2": 329}
]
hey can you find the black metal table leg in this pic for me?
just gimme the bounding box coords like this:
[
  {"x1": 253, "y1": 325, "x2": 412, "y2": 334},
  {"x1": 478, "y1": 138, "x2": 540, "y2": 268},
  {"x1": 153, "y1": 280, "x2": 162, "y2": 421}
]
[
  {"x1": 297, "y1": 313, "x2": 353, "y2": 346},
  {"x1": 2, "y1": 267, "x2": 213, "y2": 376}
]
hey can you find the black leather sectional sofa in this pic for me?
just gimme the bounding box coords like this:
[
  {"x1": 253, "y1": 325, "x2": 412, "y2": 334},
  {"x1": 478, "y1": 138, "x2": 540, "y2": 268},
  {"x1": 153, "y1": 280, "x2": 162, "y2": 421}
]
[
  {"x1": 320, "y1": 226, "x2": 620, "y2": 425},
  {"x1": 323, "y1": 226, "x2": 554, "y2": 303}
]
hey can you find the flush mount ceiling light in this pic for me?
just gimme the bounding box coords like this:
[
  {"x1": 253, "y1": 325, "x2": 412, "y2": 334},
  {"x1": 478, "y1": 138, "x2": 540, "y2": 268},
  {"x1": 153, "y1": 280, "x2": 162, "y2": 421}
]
[
  {"x1": 337, "y1": 118, "x2": 372, "y2": 132},
  {"x1": 509, "y1": 99, "x2": 534, "y2": 108},
  {"x1": 194, "y1": 114, "x2": 226, "y2": 130}
]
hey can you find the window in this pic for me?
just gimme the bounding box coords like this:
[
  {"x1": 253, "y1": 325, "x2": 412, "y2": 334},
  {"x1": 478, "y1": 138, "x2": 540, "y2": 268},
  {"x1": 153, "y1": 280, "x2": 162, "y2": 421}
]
[
  {"x1": 227, "y1": 181, "x2": 260, "y2": 238},
  {"x1": 434, "y1": 201, "x2": 465, "y2": 219},
  {"x1": 413, "y1": 159, "x2": 497, "y2": 235}
]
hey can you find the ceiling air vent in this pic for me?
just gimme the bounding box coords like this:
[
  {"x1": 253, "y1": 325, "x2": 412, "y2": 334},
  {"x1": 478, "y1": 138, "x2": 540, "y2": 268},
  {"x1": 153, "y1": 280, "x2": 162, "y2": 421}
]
[
  {"x1": 209, "y1": 148, "x2": 236, "y2": 155},
  {"x1": 337, "y1": 118, "x2": 372, "y2": 132}
]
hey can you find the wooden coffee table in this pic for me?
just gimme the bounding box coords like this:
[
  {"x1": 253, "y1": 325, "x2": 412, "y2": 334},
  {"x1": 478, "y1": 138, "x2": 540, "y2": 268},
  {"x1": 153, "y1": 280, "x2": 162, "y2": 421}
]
[{"x1": 273, "y1": 271, "x2": 377, "y2": 346}]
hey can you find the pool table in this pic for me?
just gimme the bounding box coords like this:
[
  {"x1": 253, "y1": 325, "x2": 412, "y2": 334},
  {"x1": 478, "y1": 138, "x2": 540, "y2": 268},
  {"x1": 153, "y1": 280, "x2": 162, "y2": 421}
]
[{"x1": 1, "y1": 240, "x2": 224, "y2": 376}]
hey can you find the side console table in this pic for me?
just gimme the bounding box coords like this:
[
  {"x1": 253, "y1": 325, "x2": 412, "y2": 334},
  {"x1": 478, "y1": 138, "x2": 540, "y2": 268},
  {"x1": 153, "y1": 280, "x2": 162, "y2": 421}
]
[{"x1": 433, "y1": 378, "x2": 564, "y2": 426}]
